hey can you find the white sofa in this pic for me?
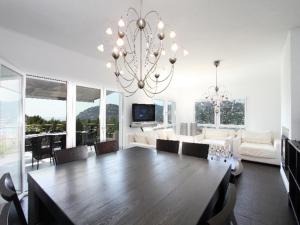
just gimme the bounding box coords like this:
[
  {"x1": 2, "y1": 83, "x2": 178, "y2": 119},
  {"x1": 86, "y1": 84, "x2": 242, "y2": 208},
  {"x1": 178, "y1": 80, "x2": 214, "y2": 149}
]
[
  {"x1": 237, "y1": 130, "x2": 280, "y2": 165},
  {"x1": 128, "y1": 128, "x2": 281, "y2": 166},
  {"x1": 127, "y1": 128, "x2": 233, "y2": 154},
  {"x1": 193, "y1": 128, "x2": 235, "y2": 152}
]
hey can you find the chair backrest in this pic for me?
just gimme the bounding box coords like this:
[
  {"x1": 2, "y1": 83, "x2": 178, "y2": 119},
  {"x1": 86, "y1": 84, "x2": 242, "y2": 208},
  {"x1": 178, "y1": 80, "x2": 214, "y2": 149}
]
[
  {"x1": 94, "y1": 140, "x2": 118, "y2": 155},
  {"x1": 206, "y1": 184, "x2": 237, "y2": 225},
  {"x1": 0, "y1": 174, "x2": 27, "y2": 225},
  {"x1": 0, "y1": 202, "x2": 11, "y2": 225},
  {"x1": 182, "y1": 142, "x2": 209, "y2": 159},
  {"x1": 156, "y1": 139, "x2": 179, "y2": 154},
  {"x1": 54, "y1": 146, "x2": 89, "y2": 165},
  {"x1": 30, "y1": 136, "x2": 42, "y2": 155}
]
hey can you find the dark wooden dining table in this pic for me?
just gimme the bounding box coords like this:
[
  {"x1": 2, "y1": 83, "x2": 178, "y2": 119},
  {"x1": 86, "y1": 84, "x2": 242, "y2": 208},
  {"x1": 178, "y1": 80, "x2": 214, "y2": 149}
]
[{"x1": 28, "y1": 147, "x2": 231, "y2": 225}]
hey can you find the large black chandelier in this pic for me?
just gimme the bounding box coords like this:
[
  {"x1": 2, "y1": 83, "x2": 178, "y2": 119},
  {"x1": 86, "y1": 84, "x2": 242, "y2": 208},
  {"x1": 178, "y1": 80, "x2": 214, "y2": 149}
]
[
  {"x1": 97, "y1": 0, "x2": 188, "y2": 97},
  {"x1": 204, "y1": 60, "x2": 230, "y2": 113}
]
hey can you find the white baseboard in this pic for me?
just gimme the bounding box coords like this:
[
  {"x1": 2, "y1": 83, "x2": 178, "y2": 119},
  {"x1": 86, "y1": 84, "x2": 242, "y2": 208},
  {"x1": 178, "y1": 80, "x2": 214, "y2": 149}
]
[{"x1": 280, "y1": 165, "x2": 289, "y2": 193}]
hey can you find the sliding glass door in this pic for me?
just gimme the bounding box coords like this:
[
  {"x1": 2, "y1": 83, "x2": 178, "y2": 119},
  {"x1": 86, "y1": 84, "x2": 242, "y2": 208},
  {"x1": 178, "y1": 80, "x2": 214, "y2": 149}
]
[
  {"x1": 76, "y1": 86, "x2": 101, "y2": 147},
  {"x1": 106, "y1": 90, "x2": 123, "y2": 147},
  {"x1": 0, "y1": 65, "x2": 24, "y2": 194}
]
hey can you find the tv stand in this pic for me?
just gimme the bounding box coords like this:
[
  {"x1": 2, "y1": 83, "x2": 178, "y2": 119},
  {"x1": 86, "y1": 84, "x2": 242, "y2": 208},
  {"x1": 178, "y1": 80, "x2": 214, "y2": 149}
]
[{"x1": 130, "y1": 122, "x2": 158, "y2": 128}]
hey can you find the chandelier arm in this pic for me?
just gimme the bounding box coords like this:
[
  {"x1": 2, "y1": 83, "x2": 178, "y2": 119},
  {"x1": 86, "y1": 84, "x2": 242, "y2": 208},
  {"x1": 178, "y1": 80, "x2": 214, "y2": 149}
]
[
  {"x1": 127, "y1": 7, "x2": 139, "y2": 18},
  {"x1": 143, "y1": 27, "x2": 151, "y2": 68},
  {"x1": 125, "y1": 19, "x2": 138, "y2": 54},
  {"x1": 146, "y1": 67, "x2": 174, "y2": 95},
  {"x1": 115, "y1": 60, "x2": 138, "y2": 82},
  {"x1": 117, "y1": 78, "x2": 138, "y2": 94},
  {"x1": 143, "y1": 42, "x2": 163, "y2": 81},
  {"x1": 123, "y1": 58, "x2": 139, "y2": 81},
  {"x1": 142, "y1": 87, "x2": 155, "y2": 98},
  {"x1": 124, "y1": 89, "x2": 139, "y2": 97},
  {"x1": 117, "y1": 76, "x2": 136, "y2": 88},
  {"x1": 144, "y1": 10, "x2": 160, "y2": 20},
  {"x1": 145, "y1": 76, "x2": 155, "y2": 89},
  {"x1": 149, "y1": 65, "x2": 174, "y2": 83}
]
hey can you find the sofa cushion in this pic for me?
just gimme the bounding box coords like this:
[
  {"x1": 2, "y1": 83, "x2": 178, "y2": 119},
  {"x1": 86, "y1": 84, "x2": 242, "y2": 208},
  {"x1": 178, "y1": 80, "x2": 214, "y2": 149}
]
[
  {"x1": 144, "y1": 132, "x2": 158, "y2": 146},
  {"x1": 165, "y1": 130, "x2": 177, "y2": 140},
  {"x1": 156, "y1": 130, "x2": 168, "y2": 140},
  {"x1": 134, "y1": 134, "x2": 148, "y2": 144},
  {"x1": 239, "y1": 142, "x2": 276, "y2": 159},
  {"x1": 242, "y1": 131, "x2": 272, "y2": 144},
  {"x1": 204, "y1": 128, "x2": 230, "y2": 140},
  {"x1": 201, "y1": 139, "x2": 229, "y2": 147}
]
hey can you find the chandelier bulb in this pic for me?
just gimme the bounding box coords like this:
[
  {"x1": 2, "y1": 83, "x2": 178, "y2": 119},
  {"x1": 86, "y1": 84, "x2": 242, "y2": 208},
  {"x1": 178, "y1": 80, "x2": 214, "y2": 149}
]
[
  {"x1": 161, "y1": 49, "x2": 166, "y2": 56},
  {"x1": 118, "y1": 18, "x2": 125, "y2": 27},
  {"x1": 116, "y1": 38, "x2": 124, "y2": 47},
  {"x1": 106, "y1": 27, "x2": 113, "y2": 35},
  {"x1": 183, "y1": 49, "x2": 189, "y2": 56},
  {"x1": 158, "y1": 20, "x2": 164, "y2": 30},
  {"x1": 106, "y1": 62, "x2": 112, "y2": 69},
  {"x1": 171, "y1": 43, "x2": 178, "y2": 52},
  {"x1": 97, "y1": 44, "x2": 104, "y2": 52},
  {"x1": 170, "y1": 31, "x2": 176, "y2": 39}
]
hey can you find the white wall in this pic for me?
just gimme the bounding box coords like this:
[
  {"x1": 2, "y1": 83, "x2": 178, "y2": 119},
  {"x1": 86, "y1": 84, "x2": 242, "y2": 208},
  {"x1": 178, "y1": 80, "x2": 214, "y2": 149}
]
[
  {"x1": 281, "y1": 27, "x2": 300, "y2": 140},
  {"x1": 0, "y1": 26, "x2": 283, "y2": 144},
  {"x1": 281, "y1": 33, "x2": 292, "y2": 134},
  {"x1": 0, "y1": 27, "x2": 117, "y2": 89},
  {"x1": 162, "y1": 60, "x2": 281, "y2": 136}
]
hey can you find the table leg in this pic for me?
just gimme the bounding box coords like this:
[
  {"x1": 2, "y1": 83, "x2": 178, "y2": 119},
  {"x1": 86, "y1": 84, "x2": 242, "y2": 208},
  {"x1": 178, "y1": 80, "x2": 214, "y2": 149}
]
[{"x1": 28, "y1": 180, "x2": 40, "y2": 225}]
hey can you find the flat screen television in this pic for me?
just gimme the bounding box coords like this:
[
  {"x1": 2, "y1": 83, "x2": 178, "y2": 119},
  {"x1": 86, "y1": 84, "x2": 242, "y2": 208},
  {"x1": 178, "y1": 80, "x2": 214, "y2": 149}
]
[{"x1": 132, "y1": 104, "x2": 155, "y2": 122}]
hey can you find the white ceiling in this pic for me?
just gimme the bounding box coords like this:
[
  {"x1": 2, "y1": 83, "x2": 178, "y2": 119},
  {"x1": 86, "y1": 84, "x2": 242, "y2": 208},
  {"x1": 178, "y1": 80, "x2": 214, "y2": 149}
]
[{"x1": 0, "y1": 0, "x2": 300, "y2": 71}]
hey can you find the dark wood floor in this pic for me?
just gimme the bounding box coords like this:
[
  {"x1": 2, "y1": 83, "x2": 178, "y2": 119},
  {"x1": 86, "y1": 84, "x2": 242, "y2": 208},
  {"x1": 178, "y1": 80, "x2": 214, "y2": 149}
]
[{"x1": 235, "y1": 161, "x2": 296, "y2": 225}]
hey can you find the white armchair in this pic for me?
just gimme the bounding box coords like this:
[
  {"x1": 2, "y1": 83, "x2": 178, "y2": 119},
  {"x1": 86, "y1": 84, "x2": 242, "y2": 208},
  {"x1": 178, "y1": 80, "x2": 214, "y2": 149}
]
[{"x1": 237, "y1": 131, "x2": 280, "y2": 165}]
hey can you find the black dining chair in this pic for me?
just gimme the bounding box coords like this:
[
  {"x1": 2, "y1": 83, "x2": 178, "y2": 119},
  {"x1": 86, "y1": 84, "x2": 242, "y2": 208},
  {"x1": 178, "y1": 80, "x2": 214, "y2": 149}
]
[
  {"x1": 0, "y1": 202, "x2": 11, "y2": 225},
  {"x1": 182, "y1": 142, "x2": 209, "y2": 159},
  {"x1": 50, "y1": 135, "x2": 66, "y2": 152},
  {"x1": 86, "y1": 130, "x2": 97, "y2": 148},
  {"x1": 0, "y1": 173, "x2": 27, "y2": 225},
  {"x1": 54, "y1": 146, "x2": 89, "y2": 165},
  {"x1": 94, "y1": 140, "x2": 118, "y2": 155},
  {"x1": 31, "y1": 136, "x2": 53, "y2": 170},
  {"x1": 206, "y1": 183, "x2": 238, "y2": 225},
  {"x1": 156, "y1": 139, "x2": 179, "y2": 154}
]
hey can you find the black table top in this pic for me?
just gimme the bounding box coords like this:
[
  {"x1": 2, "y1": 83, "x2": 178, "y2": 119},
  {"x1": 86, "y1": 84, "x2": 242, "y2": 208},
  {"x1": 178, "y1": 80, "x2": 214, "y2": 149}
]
[{"x1": 28, "y1": 147, "x2": 230, "y2": 225}]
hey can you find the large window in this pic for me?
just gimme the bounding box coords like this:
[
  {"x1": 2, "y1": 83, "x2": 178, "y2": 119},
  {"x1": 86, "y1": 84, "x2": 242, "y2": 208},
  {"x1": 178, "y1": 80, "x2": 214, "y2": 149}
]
[
  {"x1": 220, "y1": 99, "x2": 245, "y2": 126},
  {"x1": 76, "y1": 86, "x2": 101, "y2": 146},
  {"x1": 106, "y1": 91, "x2": 122, "y2": 146},
  {"x1": 25, "y1": 77, "x2": 67, "y2": 134},
  {"x1": 167, "y1": 101, "x2": 176, "y2": 126},
  {"x1": 25, "y1": 77, "x2": 67, "y2": 174},
  {"x1": 195, "y1": 101, "x2": 215, "y2": 125},
  {"x1": 154, "y1": 99, "x2": 164, "y2": 124},
  {"x1": 0, "y1": 65, "x2": 23, "y2": 193},
  {"x1": 195, "y1": 99, "x2": 245, "y2": 127}
]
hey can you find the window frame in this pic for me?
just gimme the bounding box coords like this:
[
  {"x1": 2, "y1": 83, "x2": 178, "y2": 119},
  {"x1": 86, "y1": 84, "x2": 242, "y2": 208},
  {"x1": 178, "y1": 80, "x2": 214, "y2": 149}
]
[
  {"x1": 195, "y1": 98, "x2": 246, "y2": 129},
  {"x1": 194, "y1": 100, "x2": 217, "y2": 128},
  {"x1": 219, "y1": 98, "x2": 247, "y2": 129}
]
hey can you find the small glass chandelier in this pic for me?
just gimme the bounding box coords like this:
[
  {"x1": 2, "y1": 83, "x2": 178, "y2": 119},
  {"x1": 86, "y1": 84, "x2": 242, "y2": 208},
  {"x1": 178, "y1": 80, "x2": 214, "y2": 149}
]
[
  {"x1": 204, "y1": 60, "x2": 230, "y2": 113},
  {"x1": 97, "y1": 0, "x2": 188, "y2": 97}
]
